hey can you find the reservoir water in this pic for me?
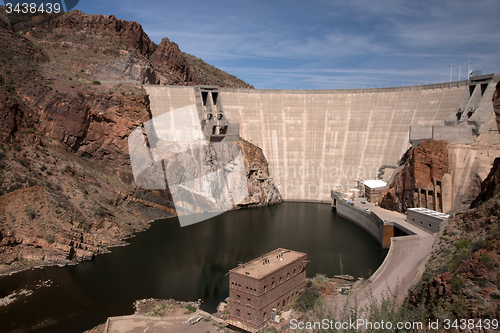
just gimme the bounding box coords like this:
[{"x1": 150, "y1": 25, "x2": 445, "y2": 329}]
[{"x1": 0, "y1": 202, "x2": 387, "y2": 333}]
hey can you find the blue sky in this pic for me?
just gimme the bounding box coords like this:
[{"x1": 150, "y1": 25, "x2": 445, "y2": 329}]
[{"x1": 56, "y1": 1, "x2": 500, "y2": 88}]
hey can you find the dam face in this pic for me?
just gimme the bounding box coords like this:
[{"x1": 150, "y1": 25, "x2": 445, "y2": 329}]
[{"x1": 145, "y1": 77, "x2": 499, "y2": 201}]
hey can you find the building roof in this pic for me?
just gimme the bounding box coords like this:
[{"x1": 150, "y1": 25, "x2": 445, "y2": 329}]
[
  {"x1": 407, "y1": 207, "x2": 450, "y2": 220},
  {"x1": 229, "y1": 248, "x2": 306, "y2": 279},
  {"x1": 363, "y1": 179, "x2": 387, "y2": 189}
]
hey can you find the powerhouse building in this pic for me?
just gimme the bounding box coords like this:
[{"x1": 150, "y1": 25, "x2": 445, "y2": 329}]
[{"x1": 227, "y1": 248, "x2": 307, "y2": 332}]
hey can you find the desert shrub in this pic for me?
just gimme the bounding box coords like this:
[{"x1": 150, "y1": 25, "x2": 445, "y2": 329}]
[
  {"x1": 292, "y1": 285, "x2": 322, "y2": 312},
  {"x1": 77, "y1": 91, "x2": 84, "y2": 98},
  {"x1": 484, "y1": 240, "x2": 495, "y2": 251},
  {"x1": 472, "y1": 238, "x2": 485, "y2": 252},
  {"x1": 454, "y1": 239, "x2": 470, "y2": 250},
  {"x1": 479, "y1": 253, "x2": 495, "y2": 270},
  {"x1": 450, "y1": 277, "x2": 464, "y2": 292},
  {"x1": 8, "y1": 183, "x2": 22, "y2": 193},
  {"x1": 44, "y1": 233, "x2": 55, "y2": 244},
  {"x1": 91, "y1": 80, "x2": 101, "y2": 85},
  {"x1": 184, "y1": 304, "x2": 196, "y2": 314},
  {"x1": 95, "y1": 207, "x2": 106, "y2": 217},
  {"x1": 25, "y1": 206, "x2": 36, "y2": 219},
  {"x1": 315, "y1": 273, "x2": 328, "y2": 283}
]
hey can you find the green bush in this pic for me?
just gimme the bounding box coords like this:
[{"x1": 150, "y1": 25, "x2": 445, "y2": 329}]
[
  {"x1": 95, "y1": 206, "x2": 106, "y2": 217},
  {"x1": 44, "y1": 233, "x2": 55, "y2": 244},
  {"x1": 25, "y1": 206, "x2": 36, "y2": 219},
  {"x1": 292, "y1": 285, "x2": 322, "y2": 312},
  {"x1": 472, "y1": 238, "x2": 485, "y2": 252},
  {"x1": 77, "y1": 91, "x2": 84, "y2": 98},
  {"x1": 450, "y1": 277, "x2": 464, "y2": 292},
  {"x1": 454, "y1": 239, "x2": 470, "y2": 250},
  {"x1": 91, "y1": 80, "x2": 101, "y2": 85},
  {"x1": 184, "y1": 304, "x2": 196, "y2": 314}
]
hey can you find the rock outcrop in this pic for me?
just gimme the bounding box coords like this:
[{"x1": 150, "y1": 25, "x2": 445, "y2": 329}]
[
  {"x1": 494, "y1": 81, "x2": 500, "y2": 133},
  {"x1": 379, "y1": 140, "x2": 500, "y2": 214},
  {"x1": 379, "y1": 140, "x2": 449, "y2": 213},
  {"x1": 149, "y1": 38, "x2": 198, "y2": 85},
  {"x1": 238, "y1": 139, "x2": 283, "y2": 207}
]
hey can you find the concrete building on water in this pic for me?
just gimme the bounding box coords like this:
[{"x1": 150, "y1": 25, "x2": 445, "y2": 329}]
[{"x1": 227, "y1": 248, "x2": 307, "y2": 333}]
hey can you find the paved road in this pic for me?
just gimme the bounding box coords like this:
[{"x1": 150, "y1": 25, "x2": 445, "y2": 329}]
[{"x1": 328, "y1": 200, "x2": 436, "y2": 314}]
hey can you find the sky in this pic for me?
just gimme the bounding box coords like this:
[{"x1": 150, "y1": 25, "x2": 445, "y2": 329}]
[{"x1": 21, "y1": 0, "x2": 500, "y2": 88}]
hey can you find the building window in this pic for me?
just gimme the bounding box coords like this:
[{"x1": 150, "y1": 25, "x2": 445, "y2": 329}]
[
  {"x1": 279, "y1": 277, "x2": 282, "y2": 284},
  {"x1": 263, "y1": 312, "x2": 266, "y2": 319},
  {"x1": 237, "y1": 295, "x2": 240, "y2": 302},
  {"x1": 293, "y1": 269, "x2": 296, "y2": 275},
  {"x1": 287, "y1": 273, "x2": 290, "y2": 279},
  {"x1": 247, "y1": 298, "x2": 251, "y2": 305},
  {"x1": 247, "y1": 313, "x2": 251, "y2": 320},
  {"x1": 264, "y1": 285, "x2": 267, "y2": 292},
  {"x1": 272, "y1": 281, "x2": 275, "y2": 288},
  {"x1": 237, "y1": 309, "x2": 240, "y2": 317}
]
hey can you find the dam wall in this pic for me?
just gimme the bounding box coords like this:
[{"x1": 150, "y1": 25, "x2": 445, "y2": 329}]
[
  {"x1": 143, "y1": 80, "x2": 497, "y2": 202},
  {"x1": 220, "y1": 83, "x2": 467, "y2": 200},
  {"x1": 336, "y1": 200, "x2": 385, "y2": 247}
]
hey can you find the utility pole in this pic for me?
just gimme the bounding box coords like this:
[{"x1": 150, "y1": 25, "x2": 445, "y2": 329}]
[
  {"x1": 468, "y1": 60, "x2": 472, "y2": 79},
  {"x1": 449, "y1": 63, "x2": 453, "y2": 83},
  {"x1": 458, "y1": 63, "x2": 462, "y2": 81}
]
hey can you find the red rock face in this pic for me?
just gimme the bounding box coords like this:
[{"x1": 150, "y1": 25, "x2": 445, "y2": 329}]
[
  {"x1": 379, "y1": 139, "x2": 449, "y2": 212},
  {"x1": 150, "y1": 38, "x2": 199, "y2": 85},
  {"x1": 493, "y1": 81, "x2": 500, "y2": 133},
  {"x1": 44, "y1": 11, "x2": 157, "y2": 58},
  {"x1": 411, "y1": 140, "x2": 449, "y2": 189},
  {"x1": 38, "y1": 92, "x2": 152, "y2": 168}
]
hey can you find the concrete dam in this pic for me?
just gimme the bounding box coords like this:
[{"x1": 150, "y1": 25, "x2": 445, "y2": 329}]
[{"x1": 144, "y1": 74, "x2": 499, "y2": 202}]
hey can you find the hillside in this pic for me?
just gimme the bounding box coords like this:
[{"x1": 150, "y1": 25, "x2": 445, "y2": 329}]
[
  {"x1": 0, "y1": 9, "x2": 275, "y2": 275},
  {"x1": 183, "y1": 52, "x2": 253, "y2": 88}
]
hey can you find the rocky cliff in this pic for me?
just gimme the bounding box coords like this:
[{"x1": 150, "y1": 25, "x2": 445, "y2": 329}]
[
  {"x1": 406, "y1": 80, "x2": 500, "y2": 321},
  {"x1": 494, "y1": 81, "x2": 500, "y2": 133},
  {"x1": 379, "y1": 140, "x2": 500, "y2": 215},
  {"x1": 0, "y1": 9, "x2": 278, "y2": 275},
  {"x1": 379, "y1": 139, "x2": 450, "y2": 212}
]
